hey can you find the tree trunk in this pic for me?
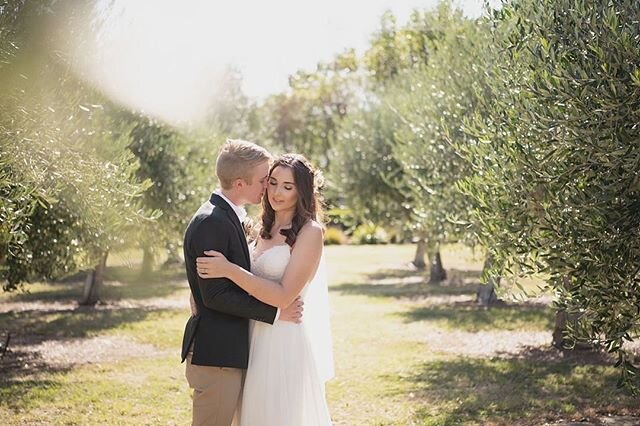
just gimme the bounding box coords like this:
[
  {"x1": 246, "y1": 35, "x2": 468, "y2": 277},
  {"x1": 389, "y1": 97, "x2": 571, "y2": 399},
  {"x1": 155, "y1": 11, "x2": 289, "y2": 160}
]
[
  {"x1": 163, "y1": 246, "x2": 183, "y2": 266},
  {"x1": 79, "y1": 251, "x2": 108, "y2": 306},
  {"x1": 477, "y1": 254, "x2": 500, "y2": 307},
  {"x1": 0, "y1": 332, "x2": 11, "y2": 359},
  {"x1": 428, "y1": 250, "x2": 447, "y2": 283},
  {"x1": 141, "y1": 244, "x2": 155, "y2": 275},
  {"x1": 412, "y1": 238, "x2": 426, "y2": 270},
  {"x1": 552, "y1": 309, "x2": 593, "y2": 349},
  {"x1": 552, "y1": 309, "x2": 570, "y2": 349},
  {"x1": 552, "y1": 276, "x2": 592, "y2": 350}
]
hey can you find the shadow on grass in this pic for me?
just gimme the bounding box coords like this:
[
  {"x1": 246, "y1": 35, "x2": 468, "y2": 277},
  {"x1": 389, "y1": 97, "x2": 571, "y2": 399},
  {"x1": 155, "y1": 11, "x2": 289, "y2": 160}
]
[
  {"x1": 102, "y1": 265, "x2": 187, "y2": 301},
  {"x1": 365, "y1": 267, "x2": 429, "y2": 281},
  {"x1": 332, "y1": 281, "x2": 480, "y2": 299},
  {"x1": 400, "y1": 303, "x2": 555, "y2": 332},
  {"x1": 0, "y1": 346, "x2": 73, "y2": 408},
  {"x1": 106, "y1": 264, "x2": 186, "y2": 286},
  {"x1": 394, "y1": 348, "x2": 640, "y2": 425},
  {"x1": 2, "y1": 284, "x2": 83, "y2": 303},
  {"x1": 0, "y1": 376, "x2": 69, "y2": 412},
  {"x1": 3, "y1": 264, "x2": 187, "y2": 304},
  {"x1": 0, "y1": 306, "x2": 162, "y2": 346},
  {"x1": 366, "y1": 267, "x2": 482, "y2": 283},
  {"x1": 332, "y1": 267, "x2": 484, "y2": 299},
  {"x1": 334, "y1": 266, "x2": 555, "y2": 332}
]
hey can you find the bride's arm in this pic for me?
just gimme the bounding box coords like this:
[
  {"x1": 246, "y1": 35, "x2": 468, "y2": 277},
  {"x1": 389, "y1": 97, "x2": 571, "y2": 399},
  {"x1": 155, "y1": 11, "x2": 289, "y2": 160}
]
[{"x1": 197, "y1": 222, "x2": 323, "y2": 309}]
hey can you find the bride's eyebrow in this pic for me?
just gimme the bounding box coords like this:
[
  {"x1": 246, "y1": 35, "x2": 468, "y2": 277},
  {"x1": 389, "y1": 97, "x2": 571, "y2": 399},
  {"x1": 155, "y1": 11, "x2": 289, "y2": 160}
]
[{"x1": 269, "y1": 176, "x2": 296, "y2": 185}]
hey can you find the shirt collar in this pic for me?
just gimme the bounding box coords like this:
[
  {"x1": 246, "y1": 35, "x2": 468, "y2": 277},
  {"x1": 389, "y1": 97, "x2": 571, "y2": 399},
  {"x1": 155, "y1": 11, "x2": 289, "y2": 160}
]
[{"x1": 214, "y1": 190, "x2": 247, "y2": 223}]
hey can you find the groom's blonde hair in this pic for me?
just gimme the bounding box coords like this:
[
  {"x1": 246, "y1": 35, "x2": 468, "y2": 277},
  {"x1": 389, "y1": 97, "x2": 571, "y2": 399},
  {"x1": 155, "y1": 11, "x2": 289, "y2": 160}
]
[{"x1": 216, "y1": 139, "x2": 271, "y2": 189}]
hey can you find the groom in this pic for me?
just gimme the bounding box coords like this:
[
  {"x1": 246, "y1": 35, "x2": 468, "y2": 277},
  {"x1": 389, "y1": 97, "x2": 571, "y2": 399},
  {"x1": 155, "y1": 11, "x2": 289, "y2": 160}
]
[{"x1": 181, "y1": 139, "x2": 303, "y2": 426}]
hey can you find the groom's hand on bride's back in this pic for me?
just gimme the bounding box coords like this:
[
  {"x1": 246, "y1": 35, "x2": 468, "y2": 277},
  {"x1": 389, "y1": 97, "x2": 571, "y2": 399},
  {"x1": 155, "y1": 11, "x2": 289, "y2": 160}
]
[{"x1": 279, "y1": 297, "x2": 304, "y2": 324}]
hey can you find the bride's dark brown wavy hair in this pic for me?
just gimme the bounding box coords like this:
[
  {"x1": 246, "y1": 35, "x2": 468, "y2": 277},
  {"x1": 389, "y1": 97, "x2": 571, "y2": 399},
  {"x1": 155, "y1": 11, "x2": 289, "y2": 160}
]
[{"x1": 260, "y1": 154, "x2": 324, "y2": 247}]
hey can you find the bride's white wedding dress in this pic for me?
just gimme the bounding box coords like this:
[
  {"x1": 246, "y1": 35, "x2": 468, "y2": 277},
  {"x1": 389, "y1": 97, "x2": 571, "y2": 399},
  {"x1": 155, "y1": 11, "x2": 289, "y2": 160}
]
[{"x1": 237, "y1": 244, "x2": 332, "y2": 426}]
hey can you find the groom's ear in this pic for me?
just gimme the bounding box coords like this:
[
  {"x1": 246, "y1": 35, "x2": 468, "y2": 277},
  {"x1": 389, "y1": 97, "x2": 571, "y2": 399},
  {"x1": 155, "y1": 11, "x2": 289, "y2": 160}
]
[{"x1": 233, "y1": 178, "x2": 245, "y2": 189}]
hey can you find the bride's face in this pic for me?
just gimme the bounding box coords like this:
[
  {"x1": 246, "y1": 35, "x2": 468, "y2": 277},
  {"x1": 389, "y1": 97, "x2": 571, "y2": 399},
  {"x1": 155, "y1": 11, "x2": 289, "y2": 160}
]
[{"x1": 267, "y1": 166, "x2": 298, "y2": 213}]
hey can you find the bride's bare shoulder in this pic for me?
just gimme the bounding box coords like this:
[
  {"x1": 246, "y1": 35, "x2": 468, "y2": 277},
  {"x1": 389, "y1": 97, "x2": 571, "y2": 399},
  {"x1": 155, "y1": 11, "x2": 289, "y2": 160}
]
[
  {"x1": 295, "y1": 221, "x2": 323, "y2": 247},
  {"x1": 300, "y1": 220, "x2": 323, "y2": 235}
]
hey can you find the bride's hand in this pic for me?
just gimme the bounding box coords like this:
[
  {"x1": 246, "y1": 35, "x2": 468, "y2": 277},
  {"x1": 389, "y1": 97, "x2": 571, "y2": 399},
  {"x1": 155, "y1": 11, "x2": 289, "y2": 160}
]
[{"x1": 196, "y1": 250, "x2": 231, "y2": 279}]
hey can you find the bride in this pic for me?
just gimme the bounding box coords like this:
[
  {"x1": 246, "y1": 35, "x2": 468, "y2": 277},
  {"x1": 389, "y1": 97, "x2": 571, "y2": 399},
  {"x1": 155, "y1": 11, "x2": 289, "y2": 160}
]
[{"x1": 196, "y1": 153, "x2": 334, "y2": 426}]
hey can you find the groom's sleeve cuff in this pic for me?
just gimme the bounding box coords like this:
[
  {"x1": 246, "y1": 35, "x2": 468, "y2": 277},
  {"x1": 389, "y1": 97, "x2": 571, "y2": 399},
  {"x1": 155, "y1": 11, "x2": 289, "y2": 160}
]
[{"x1": 274, "y1": 308, "x2": 280, "y2": 322}]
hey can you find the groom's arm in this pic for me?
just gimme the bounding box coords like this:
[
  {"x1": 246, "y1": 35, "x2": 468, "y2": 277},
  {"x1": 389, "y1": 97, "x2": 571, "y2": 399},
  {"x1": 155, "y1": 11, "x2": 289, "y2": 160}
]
[{"x1": 192, "y1": 217, "x2": 278, "y2": 324}]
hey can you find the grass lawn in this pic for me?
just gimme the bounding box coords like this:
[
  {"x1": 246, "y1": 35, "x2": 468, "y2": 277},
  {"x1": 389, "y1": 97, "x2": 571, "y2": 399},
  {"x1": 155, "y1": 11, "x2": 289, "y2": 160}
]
[{"x1": 1, "y1": 244, "x2": 638, "y2": 425}]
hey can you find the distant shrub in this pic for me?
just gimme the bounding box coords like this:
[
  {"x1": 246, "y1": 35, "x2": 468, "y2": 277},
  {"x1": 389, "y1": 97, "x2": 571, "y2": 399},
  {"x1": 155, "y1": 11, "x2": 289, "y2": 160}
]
[
  {"x1": 386, "y1": 227, "x2": 412, "y2": 244},
  {"x1": 351, "y1": 223, "x2": 389, "y2": 245},
  {"x1": 324, "y1": 226, "x2": 347, "y2": 245}
]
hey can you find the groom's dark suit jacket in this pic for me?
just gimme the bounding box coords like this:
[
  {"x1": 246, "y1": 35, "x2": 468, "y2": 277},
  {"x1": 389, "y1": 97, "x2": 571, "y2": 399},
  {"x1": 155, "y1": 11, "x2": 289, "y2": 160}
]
[{"x1": 181, "y1": 193, "x2": 277, "y2": 368}]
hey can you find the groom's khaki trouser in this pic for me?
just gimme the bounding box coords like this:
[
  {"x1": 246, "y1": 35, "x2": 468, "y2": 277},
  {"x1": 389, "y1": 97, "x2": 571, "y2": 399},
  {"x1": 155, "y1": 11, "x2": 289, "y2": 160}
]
[{"x1": 185, "y1": 353, "x2": 243, "y2": 426}]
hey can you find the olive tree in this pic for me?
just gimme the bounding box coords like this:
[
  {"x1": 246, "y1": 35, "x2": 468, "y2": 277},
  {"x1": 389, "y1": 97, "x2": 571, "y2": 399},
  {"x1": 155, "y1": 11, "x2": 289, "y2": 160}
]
[
  {"x1": 0, "y1": 0, "x2": 153, "y2": 301},
  {"x1": 461, "y1": 0, "x2": 640, "y2": 391},
  {"x1": 382, "y1": 3, "x2": 489, "y2": 284}
]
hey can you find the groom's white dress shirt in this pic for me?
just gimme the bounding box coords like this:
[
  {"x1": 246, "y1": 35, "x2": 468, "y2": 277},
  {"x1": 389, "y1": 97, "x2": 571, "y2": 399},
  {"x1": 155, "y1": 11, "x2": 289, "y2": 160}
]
[{"x1": 214, "y1": 190, "x2": 247, "y2": 223}]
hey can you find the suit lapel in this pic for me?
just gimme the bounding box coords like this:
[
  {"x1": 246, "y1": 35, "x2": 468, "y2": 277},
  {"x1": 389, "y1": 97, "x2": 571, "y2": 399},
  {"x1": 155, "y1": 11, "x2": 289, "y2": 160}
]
[{"x1": 209, "y1": 193, "x2": 251, "y2": 267}]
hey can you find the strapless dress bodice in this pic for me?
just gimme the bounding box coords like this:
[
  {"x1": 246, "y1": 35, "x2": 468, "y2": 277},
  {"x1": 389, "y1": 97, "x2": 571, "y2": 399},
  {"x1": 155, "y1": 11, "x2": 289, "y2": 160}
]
[{"x1": 251, "y1": 244, "x2": 291, "y2": 282}]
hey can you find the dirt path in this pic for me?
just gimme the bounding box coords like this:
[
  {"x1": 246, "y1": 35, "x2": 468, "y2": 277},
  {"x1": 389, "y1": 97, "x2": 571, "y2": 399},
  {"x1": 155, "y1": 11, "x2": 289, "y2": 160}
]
[
  {"x1": 0, "y1": 296, "x2": 189, "y2": 315},
  {"x1": 13, "y1": 335, "x2": 168, "y2": 367},
  {"x1": 4, "y1": 275, "x2": 637, "y2": 372},
  {"x1": 1, "y1": 294, "x2": 187, "y2": 370}
]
